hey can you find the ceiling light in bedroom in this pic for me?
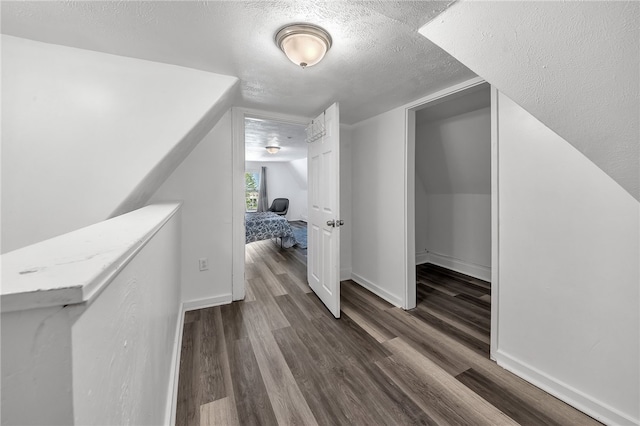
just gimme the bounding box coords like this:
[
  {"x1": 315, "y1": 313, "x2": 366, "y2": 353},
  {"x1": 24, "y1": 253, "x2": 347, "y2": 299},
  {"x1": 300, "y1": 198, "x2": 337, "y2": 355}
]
[
  {"x1": 275, "y1": 23, "x2": 332, "y2": 68},
  {"x1": 265, "y1": 145, "x2": 281, "y2": 154}
]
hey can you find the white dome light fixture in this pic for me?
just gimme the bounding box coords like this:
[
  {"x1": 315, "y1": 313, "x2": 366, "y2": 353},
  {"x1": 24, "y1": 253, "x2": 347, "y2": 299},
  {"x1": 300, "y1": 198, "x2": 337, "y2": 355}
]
[
  {"x1": 275, "y1": 23, "x2": 332, "y2": 69},
  {"x1": 265, "y1": 145, "x2": 281, "y2": 154}
]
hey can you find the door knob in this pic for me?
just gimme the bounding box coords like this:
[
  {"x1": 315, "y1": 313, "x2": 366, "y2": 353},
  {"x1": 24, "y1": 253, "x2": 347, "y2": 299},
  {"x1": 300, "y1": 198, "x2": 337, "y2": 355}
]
[{"x1": 326, "y1": 220, "x2": 344, "y2": 227}]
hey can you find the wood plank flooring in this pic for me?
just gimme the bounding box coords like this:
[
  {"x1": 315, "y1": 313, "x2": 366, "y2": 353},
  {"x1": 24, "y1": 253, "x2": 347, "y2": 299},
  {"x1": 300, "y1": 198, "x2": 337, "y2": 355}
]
[{"x1": 176, "y1": 238, "x2": 600, "y2": 426}]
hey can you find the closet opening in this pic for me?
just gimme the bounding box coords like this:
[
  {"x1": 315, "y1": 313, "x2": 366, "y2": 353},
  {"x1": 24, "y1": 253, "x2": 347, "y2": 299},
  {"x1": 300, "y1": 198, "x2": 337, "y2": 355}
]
[{"x1": 406, "y1": 81, "x2": 496, "y2": 358}]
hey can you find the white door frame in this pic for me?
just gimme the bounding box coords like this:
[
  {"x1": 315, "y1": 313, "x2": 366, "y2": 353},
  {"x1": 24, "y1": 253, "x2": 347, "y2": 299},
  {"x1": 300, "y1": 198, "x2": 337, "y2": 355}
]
[
  {"x1": 231, "y1": 107, "x2": 310, "y2": 301},
  {"x1": 402, "y1": 77, "x2": 499, "y2": 360}
]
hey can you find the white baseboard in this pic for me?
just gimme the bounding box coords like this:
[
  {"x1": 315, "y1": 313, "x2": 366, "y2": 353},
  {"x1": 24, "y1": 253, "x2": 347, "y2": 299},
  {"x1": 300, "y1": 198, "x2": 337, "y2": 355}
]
[
  {"x1": 166, "y1": 294, "x2": 234, "y2": 425},
  {"x1": 183, "y1": 294, "x2": 232, "y2": 311},
  {"x1": 340, "y1": 267, "x2": 352, "y2": 281},
  {"x1": 424, "y1": 251, "x2": 491, "y2": 282},
  {"x1": 415, "y1": 250, "x2": 429, "y2": 265},
  {"x1": 166, "y1": 305, "x2": 185, "y2": 426},
  {"x1": 350, "y1": 272, "x2": 403, "y2": 308},
  {"x1": 495, "y1": 350, "x2": 638, "y2": 426}
]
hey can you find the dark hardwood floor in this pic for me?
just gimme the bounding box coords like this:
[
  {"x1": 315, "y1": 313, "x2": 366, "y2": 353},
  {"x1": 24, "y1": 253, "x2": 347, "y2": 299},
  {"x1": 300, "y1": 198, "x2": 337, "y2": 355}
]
[{"x1": 176, "y1": 235, "x2": 600, "y2": 426}]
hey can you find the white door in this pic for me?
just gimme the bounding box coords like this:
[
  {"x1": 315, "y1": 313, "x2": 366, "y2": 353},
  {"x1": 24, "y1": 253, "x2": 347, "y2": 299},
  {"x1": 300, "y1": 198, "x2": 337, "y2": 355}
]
[{"x1": 307, "y1": 103, "x2": 341, "y2": 318}]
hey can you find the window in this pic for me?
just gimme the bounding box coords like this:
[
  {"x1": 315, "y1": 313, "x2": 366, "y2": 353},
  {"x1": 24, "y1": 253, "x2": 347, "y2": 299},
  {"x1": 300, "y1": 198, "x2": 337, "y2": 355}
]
[{"x1": 245, "y1": 170, "x2": 260, "y2": 211}]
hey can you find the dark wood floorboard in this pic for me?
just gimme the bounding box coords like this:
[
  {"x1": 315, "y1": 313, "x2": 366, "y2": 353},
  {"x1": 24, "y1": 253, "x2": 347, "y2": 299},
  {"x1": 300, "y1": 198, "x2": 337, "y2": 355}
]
[
  {"x1": 272, "y1": 326, "x2": 354, "y2": 426},
  {"x1": 455, "y1": 368, "x2": 565, "y2": 426},
  {"x1": 228, "y1": 337, "x2": 278, "y2": 426},
  {"x1": 176, "y1": 321, "x2": 196, "y2": 426},
  {"x1": 175, "y1": 237, "x2": 601, "y2": 426}
]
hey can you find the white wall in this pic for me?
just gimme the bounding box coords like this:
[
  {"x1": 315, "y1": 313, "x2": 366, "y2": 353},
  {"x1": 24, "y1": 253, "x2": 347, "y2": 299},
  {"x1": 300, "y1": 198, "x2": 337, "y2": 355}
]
[
  {"x1": 1, "y1": 306, "x2": 74, "y2": 425},
  {"x1": 414, "y1": 176, "x2": 430, "y2": 260},
  {"x1": 495, "y1": 92, "x2": 639, "y2": 425},
  {"x1": 245, "y1": 160, "x2": 307, "y2": 221},
  {"x1": 351, "y1": 107, "x2": 406, "y2": 306},
  {"x1": 416, "y1": 108, "x2": 491, "y2": 195},
  {"x1": 422, "y1": 194, "x2": 491, "y2": 277},
  {"x1": 289, "y1": 158, "x2": 309, "y2": 221},
  {"x1": 420, "y1": 1, "x2": 639, "y2": 200},
  {"x1": 151, "y1": 112, "x2": 234, "y2": 306},
  {"x1": 339, "y1": 126, "x2": 353, "y2": 280},
  {"x1": 71, "y1": 209, "x2": 181, "y2": 425},
  {"x1": 415, "y1": 107, "x2": 491, "y2": 279},
  {"x1": 1, "y1": 35, "x2": 237, "y2": 253}
]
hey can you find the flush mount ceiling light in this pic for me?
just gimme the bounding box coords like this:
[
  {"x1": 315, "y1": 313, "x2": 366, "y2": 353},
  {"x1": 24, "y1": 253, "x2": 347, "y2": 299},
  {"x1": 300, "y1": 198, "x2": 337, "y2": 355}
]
[
  {"x1": 265, "y1": 145, "x2": 281, "y2": 154},
  {"x1": 275, "y1": 23, "x2": 332, "y2": 68}
]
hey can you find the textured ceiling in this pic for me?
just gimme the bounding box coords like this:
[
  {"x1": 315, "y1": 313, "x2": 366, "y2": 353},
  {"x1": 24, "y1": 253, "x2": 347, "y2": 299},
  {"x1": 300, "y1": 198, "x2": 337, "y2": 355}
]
[
  {"x1": 245, "y1": 118, "x2": 307, "y2": 162},
  {"x1": 0, "y1": 1, "x2": 475, "y2": 124},
  {"x1": 420, "y1": 1, "x2": 640, "y2": 200}
]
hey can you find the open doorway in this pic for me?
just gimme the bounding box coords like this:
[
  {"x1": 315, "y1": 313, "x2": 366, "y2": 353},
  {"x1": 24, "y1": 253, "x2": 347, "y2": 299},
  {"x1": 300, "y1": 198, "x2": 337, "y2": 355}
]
[
  {"x1": 414, "y1": 84, "x2": 491, "y2": 279},
  {"x1": 233, "y1": 109, "x2": 308, "y2": 300},
  {"x1": 404, "y1": 80, "x2": 497, "y2": 358},
  {"x1": 242, "y1": 116, "x2": 310, "y2": 297},
  {"x1": 232, "y1": 105, "x2": 343, "y2": 318}
]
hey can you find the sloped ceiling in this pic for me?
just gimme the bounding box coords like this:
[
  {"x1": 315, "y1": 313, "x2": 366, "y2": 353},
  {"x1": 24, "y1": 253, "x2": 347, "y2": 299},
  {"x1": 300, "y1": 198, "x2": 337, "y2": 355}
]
[
  {"x1": 0, "y1": 1, "x2": 475, "y2": 125},
  {"x1": 415, "y1": 85, "x2": 491, "y2": 195},
  {"x1": 1, "y1": 35, "x2": 238, "y2": 252},
  {"x1": 416, "y1": 83, "x2": 490, "y2": 125},
  {"x1": 415, "y1": 90, "x2": 491, "y2": 195},
  {"x1": 420, "y1": 1, "x2": 640, "y2": 200}
]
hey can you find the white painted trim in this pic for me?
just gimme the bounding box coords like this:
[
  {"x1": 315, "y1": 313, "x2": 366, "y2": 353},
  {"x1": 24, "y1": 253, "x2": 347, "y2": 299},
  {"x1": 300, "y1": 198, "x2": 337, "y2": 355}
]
[
  {"x1": 183, "y1": 294, "x2": 233, "y2": 311},
  {"x1": 231, "y1": 108, "x2": 311, "y2": 303},
  {"x1": 404, "y1": 108, "x2": 417, "y2": 310},
  {"x1": 351, "y1": 272, "x2": 403, "y2": 308},
  {"x1": 495, "y1": 350, "x2": 639, "y2": 426},
  {"x1": 404, "y1": 77, "x2": 487, "y2": 110},
  {"x1": 231, "y1": 108, "x2": 246, "y2": 301},
  {"x1": 490, "y1": 86, "x2": 500, "y2": 362},
  {"x1": 340, "y1": 267, "x2": 352, "y2": 281},
  {"x1": 2, "y1": 203, "x2": 182, "y2": 313},
  {"x1": 425, "y1": 252, "x2": 491, "y2": 282},
  {"x1": 415, "y1": 250, "x2": 429, "y2": 265},
  {"x1": 166, "y1": 305, "x2": 185, "y2": 426},
  {"x1": 415, "y1": 248, "x2": 491, "y2": 281}
]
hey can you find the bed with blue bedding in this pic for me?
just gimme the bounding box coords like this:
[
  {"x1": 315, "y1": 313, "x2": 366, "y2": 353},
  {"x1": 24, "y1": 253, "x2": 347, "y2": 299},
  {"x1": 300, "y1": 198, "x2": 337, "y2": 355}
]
[{"x1": 245, "y1": 212, "x2": 296, "y2": 248}]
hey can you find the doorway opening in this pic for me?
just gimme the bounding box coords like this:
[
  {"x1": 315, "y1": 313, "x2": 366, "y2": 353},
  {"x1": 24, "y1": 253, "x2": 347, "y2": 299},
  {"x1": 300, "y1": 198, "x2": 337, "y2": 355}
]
[
  {"x1": 231, "y1": 109, "x2": 309, "y2": 301},
  {"x1": 404, "y1": 80, "x2": 497, "y2": 358},
  {"x1": 242, "y1": 115, "x2": 309, "y2": 298},
  {"x1": 232, "y1": 104, "x2": 343, "y2": 317}
]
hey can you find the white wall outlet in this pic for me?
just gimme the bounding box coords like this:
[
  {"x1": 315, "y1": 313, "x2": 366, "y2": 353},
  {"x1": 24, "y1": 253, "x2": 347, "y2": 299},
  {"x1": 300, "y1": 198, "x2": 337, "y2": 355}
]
[{"x1": 198, "y1": 257, "x2": 209, "y2": 271}]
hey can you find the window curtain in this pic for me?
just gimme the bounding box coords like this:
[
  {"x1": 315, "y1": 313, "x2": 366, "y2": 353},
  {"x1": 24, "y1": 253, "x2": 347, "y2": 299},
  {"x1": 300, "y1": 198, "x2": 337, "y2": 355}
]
[{"x1": 257, "y1": 166, "x2": 269, "y2": 212}]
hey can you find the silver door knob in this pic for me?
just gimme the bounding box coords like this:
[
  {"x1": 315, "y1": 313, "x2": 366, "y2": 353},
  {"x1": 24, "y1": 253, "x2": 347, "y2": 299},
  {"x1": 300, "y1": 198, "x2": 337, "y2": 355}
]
[{"x1": 326, "y1": 220, "x2": 336, "y2": 227}]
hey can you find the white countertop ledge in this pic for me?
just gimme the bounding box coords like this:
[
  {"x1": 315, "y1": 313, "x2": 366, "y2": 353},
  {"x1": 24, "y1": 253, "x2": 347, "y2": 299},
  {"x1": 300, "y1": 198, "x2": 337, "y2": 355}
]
[{"x1": 1, "y1": 203, "x2": 182, "y2": 313}]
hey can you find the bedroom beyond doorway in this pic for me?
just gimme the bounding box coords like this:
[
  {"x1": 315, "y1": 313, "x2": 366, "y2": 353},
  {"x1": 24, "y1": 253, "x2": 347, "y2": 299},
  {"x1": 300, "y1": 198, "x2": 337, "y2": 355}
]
[{"x1": 244, "y1": 116, "x2": 309, "y2": 223}]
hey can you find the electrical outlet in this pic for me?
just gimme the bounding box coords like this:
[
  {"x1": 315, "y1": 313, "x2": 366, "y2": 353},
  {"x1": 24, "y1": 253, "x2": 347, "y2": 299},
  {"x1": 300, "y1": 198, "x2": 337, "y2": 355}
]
[{"x1": 198, "y1": 257, "x2": 209, "y2": 271}]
